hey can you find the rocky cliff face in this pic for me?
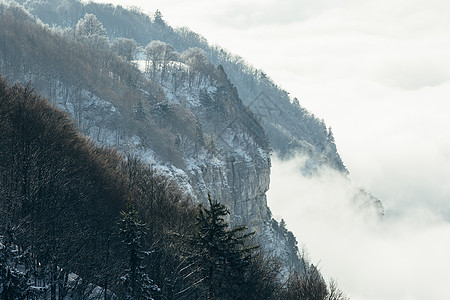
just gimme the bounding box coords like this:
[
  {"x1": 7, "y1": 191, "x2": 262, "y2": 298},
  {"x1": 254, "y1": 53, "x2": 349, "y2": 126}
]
[
  {"x1": 3, "y1": 60, "x2": 273, "y2": 241},
  {"x1": 141, "y1": 64, "x2": 272, "y2": 238},
  {"x1": 157, "y1": 66, "x2": 272, "y2": 237}
]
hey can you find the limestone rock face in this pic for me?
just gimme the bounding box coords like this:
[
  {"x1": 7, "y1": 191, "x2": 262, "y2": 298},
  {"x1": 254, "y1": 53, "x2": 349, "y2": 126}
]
[
  {"x1": 150, "y1": 71, "x2": 273, "y2": 238},
  {"x1": 18, "y1": 68, "x2": 274, "y2": 241},
  {"x1": 225, "y1": 158, "x2": 271, "y2": 235}
]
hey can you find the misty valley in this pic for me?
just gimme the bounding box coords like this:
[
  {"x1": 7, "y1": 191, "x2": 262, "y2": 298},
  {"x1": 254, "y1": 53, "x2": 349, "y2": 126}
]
[{"x1": 1, "y1": 0, "x2": 446, "y2": 299}]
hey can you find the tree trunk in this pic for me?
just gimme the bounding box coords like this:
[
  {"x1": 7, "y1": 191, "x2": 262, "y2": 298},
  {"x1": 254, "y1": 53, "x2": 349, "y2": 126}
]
[{"x1": 51, "y1": 263, "x2": 57, "y2": 300}]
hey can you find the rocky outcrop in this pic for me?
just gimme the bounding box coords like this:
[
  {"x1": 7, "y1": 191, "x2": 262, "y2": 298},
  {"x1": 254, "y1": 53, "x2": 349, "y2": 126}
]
[
  {"x1": 151, "y1": 65, "x2": 272, "y2": 237},
  {"x1": 9, "y1": 66, "x2": 273, "y2": 241}
]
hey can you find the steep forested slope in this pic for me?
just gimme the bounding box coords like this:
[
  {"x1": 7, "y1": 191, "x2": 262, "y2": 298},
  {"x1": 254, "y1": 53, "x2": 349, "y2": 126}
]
[
  {"x1": 0, "y1": 1, "x2": 304, "y2": 268},
  {"x1": 0, "y1": 75, "x2": 347, "y2": 300},
  {"x1": 0, "y1": 75, "x2": 188, "y2": 298},
  {"x1": 15, "y1": 0, "x2": 347, "y2": 173}
]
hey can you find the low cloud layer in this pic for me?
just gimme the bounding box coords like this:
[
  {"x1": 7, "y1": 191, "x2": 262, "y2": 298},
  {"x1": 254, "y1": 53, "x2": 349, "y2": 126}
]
[
  {"x1": 267, "y1": 155, "x2": 450, "y2": 300},
  {"x1": 95, "y1": 0, "x2": 450, "y2": 298}
]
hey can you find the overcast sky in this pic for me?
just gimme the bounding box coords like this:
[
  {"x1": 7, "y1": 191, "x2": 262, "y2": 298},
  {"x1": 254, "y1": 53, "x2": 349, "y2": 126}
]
[{"x1": 96, "y1": 0, "x2": 450, "y2": 298}]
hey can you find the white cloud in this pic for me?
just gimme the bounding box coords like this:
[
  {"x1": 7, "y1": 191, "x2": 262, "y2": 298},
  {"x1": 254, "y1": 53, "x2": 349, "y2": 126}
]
[
  {"x1": 267, "y1": 155, "x2": 450, "y2": 300},
  {"x1": 94, "y1": 0, "x2": 450, "y2": 298}
]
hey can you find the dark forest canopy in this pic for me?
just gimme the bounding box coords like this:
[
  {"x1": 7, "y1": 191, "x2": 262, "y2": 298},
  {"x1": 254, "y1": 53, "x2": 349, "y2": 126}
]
[
  {"x1": 0, "y1": 75, "x2": 348, "y2": 299},
  {"x1": 0, "y1": 75, "x2": 191, "y2": 298}
]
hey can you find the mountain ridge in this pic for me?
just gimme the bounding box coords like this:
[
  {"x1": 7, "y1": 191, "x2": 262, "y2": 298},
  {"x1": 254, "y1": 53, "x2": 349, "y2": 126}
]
[{"x1": 0, "y1": 1, "x2": 383, "y2": 293}]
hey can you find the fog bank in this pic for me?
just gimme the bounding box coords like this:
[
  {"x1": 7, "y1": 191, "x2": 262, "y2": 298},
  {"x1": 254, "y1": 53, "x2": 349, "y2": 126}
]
[{"x1": 268, "y1": 155, "x2": 450, "y2": 300}]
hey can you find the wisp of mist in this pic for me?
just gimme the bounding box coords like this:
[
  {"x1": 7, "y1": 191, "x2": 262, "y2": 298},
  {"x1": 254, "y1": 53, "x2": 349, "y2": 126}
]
[{"x1": 267, "y1": 155, "x2": 450, "y2": 300}]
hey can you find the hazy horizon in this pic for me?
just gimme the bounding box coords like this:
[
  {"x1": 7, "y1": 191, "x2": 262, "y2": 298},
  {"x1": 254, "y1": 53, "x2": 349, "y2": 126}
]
[{"x1": 96, "y1": 0, "x2": 450, "y2": 298}]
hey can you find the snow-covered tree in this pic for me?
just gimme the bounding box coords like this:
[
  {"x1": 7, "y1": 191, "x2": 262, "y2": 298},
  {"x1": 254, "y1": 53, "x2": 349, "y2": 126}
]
[
  {"x1": 111, "y1": 38, "x2": 137, "y2": 61},
  {"x1": 181, "y1": 47, "x2": 213, "y2": 86},
  {"x1": 161, "y1": 43, "x2": 177, "y2": 81},
  {"x1": 144, "y1": 40, "x2": 176, "y2": 79},
  {"x1": 76, "y1": 13, "x2": 106, "y2": 37},
  {"x1": 75, "y1": 13, "x2": 108, "y2": 50},
  {"x1": 145, "y1": 40, "x2": 165, "y2": 77},
  {"x1": 119, "y1": 204, "x2": 159, "y2": 300},
  {"x1": 181, "y1": 47, "x2": 210, "y2": 72}
]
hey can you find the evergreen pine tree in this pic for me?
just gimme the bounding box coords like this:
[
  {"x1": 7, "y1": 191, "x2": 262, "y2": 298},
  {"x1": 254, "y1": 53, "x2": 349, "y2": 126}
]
[
  {"x1": 194, "y1": 195, "x2": 257, "y2": 299},
  {"x1": 119, "y1": 204, "x2": 159, "y2": 300},
  {"x1": 153, "y1": 10, "x2": 165, "y2": 26}
]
